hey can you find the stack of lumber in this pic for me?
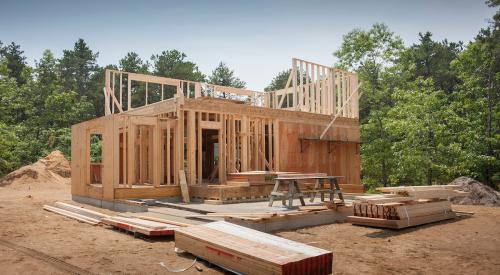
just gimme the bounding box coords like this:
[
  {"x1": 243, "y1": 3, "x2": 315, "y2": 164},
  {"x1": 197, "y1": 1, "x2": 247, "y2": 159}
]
[
  {"x1": 347, "y1": 185, "x2": 467, "y2": 229},
  {"x1": 175, "y1": 221, "x2": 333, "y2": 275},
  {"x1": 101, "y1": 216, "x2": 179, "y2": 236},
  {"x1": 43, "y1": 201, "x2": 182, "y2": 237},
  {"x1": 43, "y1": 202, "x2": 110, "y2": 225},
  {"x1": 377, "y1": 184, "x2": 468, "y2": 199}
]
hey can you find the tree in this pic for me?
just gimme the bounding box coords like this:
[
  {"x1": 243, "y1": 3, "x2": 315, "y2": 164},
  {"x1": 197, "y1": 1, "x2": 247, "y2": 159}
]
[
  {"x1": 449, "y1": 14, "x2": 500, "y2": 187},
  {"x1": 119, "y1": 52, "x2": 149, "y2": 73},
  {"x1": 151, "y1": 50, "x2": 205, "y2": 81},
  {"x1": 264, "y1": 69, "x2": 291, "y2": 91},
  {"x1": 335, "y1": 23, "x2": 404, "y2": 187},
  {"x1": 0, "y1": 42, "x2": 28, "y2": 85},
  {"x1": 208, "y1": 62, "x2": 246, "y2": 88},
  {"x1": 0, "y1": 122, "x2": 21, "y2": 177},
  {"x1": 59, "y1": 38, "x2": 99, "y2": 97},
  {"x1": 401, "y1": 32, "x2": 462, "y2": 93},
  {"x1": 387, "y1": 79, "x2": 456, "y2": 184}
]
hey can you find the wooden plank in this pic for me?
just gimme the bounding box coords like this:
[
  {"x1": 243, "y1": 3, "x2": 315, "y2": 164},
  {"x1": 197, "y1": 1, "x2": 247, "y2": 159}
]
[
  {"x1": 187, "y1": 111, "x2": 196, "y2": 184},
  {"x1": 43, "y1": 205, "x2": 100, "y2": 225},
  {"x1": 136, "y1": 216, "x2": 190, "y2": 227},
  {"x1": 179, "y1": 170, "x2": 190, "y2": 203},
  {"x1": 241, "y1": 116, "x2": 248, "y2": 171},
  {"x1": 197, "y1": 112, "x2": 202, "y2": 184},
  {"x1": 166, "y1": 121, "x2": 171, "y2": 185}
]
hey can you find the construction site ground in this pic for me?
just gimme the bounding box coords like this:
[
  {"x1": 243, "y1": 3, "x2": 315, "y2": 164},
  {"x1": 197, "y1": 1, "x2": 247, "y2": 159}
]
[{"x1": 1, "y1": 181, "x2": 499, "y2": 275}]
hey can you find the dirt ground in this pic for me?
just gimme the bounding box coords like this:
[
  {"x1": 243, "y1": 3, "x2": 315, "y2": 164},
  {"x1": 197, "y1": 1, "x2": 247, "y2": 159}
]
[{"x1": 1, "y1": 181, "x2": 499, "y2": 275}]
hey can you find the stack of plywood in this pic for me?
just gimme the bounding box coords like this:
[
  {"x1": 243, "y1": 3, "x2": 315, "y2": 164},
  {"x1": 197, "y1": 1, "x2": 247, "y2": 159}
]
[
  {"x1": 175, "y1": 221, "x2": 333, "y2": 275},
  {"x1": 347, "y1": 185, "x2": 467, "y2": 229}
]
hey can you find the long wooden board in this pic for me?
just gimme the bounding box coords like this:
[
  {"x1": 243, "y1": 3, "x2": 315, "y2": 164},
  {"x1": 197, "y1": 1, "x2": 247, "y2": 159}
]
[
  {"x1": 175, "y1": 221, "x2": 332, "y2": 275},
  {"x1": 179, "y1": 170, "x2": 190, "y2": 203}
]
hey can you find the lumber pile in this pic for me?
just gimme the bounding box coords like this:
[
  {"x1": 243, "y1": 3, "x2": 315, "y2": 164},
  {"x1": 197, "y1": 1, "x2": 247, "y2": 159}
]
[
  {"x1": 175, "y1": 221, "x2": 333, "y2": 275},
  {"x1": 101, "y1": 216, "x2": 178, "y2": 236},
  {"x1": 43, "y1": 201, "x2": 181, "y2": 236},
  {"x1": 347, "y1": 185, "x2": 467, "y2": 229},
  {"x1": 43, "y1": 202, "x2": 110, "y2": 225}
]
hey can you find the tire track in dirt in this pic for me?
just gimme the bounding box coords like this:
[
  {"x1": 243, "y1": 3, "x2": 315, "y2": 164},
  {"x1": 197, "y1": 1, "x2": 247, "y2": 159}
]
[{"x1": 0, "y1": 239, "x2": 95, "y2": 275}]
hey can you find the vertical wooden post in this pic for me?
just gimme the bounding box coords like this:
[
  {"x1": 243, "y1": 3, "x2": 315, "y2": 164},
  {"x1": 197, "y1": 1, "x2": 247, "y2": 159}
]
[
  {"x1": 268, "y1": 119, "x2": 273, "y2": 171},
  {"x1": 127, "y1": 119, "x2": 136, "y2": 187},
  {"x1": 241, "y1": 116, "x2": 248, "y2": 172},
  {"x1": 331, "y1": 69, "x2": 336, "y2": 116},
  {"x1": 127, "y1": 76, "x2": 132, "y2": 110},
  {"x1": 219, "y1": 114, "x2": 226, "y2": 183},
  {"x1": 261, "y1": 119, "x2": 266, "y2": 170},
  {"x1": 305, "y1": 63, "x2": 310, "y2": 112},
  {"x1": 292, "y1": 59, "x2": 297, "y2": 109},
  {"x1": 112, "y1": 115, "x2": 119, "y2": 190},
  {"x1": 177, "y1": 109, "x2": 185, "y2": 183},
  {"x1": 197, "y1": 113, "x2": 202, "y2": 184},
  {"x1": 299, "y1": 61, "x2": 304, "y2": 111},
  {"x1": 153, "y1": 118, "x2": 160, "y2": 187},
  {"x1": 187, "y1": 111, "x2": 196, "y2": 185},
  {"x1": 123, "y1": 119, "x2": 128, "y2": 185},
  {"x1": 166, "y1": 121, "x2": 171, "y2": 185},
  {"x1": 273, "y1": 119, "x2": 280, "y2": 171}
]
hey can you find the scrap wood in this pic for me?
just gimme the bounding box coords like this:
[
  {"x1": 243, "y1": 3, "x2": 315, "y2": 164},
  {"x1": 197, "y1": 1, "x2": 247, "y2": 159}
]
[
  {"x1": 454, "y1": 210, "x2": 475, "y2": 215},
  {"x1": 179, "y1": 170, "x2": 190, "y2": 203}
]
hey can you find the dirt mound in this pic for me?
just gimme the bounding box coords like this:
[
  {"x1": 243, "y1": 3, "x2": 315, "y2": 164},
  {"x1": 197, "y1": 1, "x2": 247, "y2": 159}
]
[
  {"x1": 450, "y1": 177, "x2": 500, "y2": 207},
  {"x1": 0, "y1": 150, "x2": 71, "y2": 187}
]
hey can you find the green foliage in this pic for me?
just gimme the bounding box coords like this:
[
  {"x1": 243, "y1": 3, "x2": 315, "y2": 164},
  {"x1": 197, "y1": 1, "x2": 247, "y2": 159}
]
[
  {"x1": 120, "y1": 52, "x2": 149, "y2": 73},
  {"x1": 0, "y1": 122, "x2": 21, "y2": 177},
  {"x1": 151, "y1": 50, "x2": 205, "y2": 81},
  {"x1": 208, "y1": 62, "x2": 246, "y2": 88},
  {"x1": 89, "y1": 135, "x2": 102, "y2": 163},
  {"x1": 264, "y1": 69, "x2": 291, "y2": 91},
  {"x1": 329, "y1": 8, "x2": 500, "y2": 189},
  {"x1": 0, "y1": 41, "x2": 28, "y2": 85}
]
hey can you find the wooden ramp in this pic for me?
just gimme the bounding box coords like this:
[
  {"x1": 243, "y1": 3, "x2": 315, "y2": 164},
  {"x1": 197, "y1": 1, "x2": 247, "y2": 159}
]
[{"x1": 175, "y1": 221, "x2": 333, "y2": 275}]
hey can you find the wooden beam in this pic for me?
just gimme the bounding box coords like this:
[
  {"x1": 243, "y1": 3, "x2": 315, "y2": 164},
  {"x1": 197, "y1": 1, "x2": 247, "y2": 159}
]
[
  {"x1": 241, "y1": 116, "x2": 248, "y2": 172},
  {"x1": 187, "y1": 111, "x2": 196, "y2": 184},
  {"x1": 179, "y1": 170, "x2": 190, "y2": 203}
]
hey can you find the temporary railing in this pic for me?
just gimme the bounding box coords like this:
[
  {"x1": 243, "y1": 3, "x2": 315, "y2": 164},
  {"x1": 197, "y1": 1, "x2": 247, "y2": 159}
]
[
  {"x1": 265, "y1": 58, "x2": 359, "y2": 119},
  {"x1": 103, "y1": 69, "x2": 265, "y2": 115}
]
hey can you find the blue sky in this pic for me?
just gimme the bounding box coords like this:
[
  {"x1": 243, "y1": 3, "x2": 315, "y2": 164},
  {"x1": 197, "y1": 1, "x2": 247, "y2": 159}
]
[{"x1": 0, "y1": 0, "x2": 495, "y2": 90}]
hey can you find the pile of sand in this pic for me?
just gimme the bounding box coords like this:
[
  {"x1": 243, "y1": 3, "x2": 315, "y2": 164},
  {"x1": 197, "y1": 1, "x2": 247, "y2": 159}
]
[
  {"x1": 450, "y1": 177, "x2": 500, "y2": 207},
  {"x1": 0, "y1": 150, "x2": 71, "y2": 187}
]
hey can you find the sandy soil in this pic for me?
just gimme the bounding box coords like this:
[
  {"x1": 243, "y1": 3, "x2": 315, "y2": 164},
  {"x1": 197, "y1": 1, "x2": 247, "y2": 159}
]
[{"x1": 1, "y1": 181, "x2": 499, "y2": 274}]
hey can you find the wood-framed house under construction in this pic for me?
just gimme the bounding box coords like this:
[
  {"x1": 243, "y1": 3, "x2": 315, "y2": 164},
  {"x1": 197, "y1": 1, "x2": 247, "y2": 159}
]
[{"x1": 71, "y1": 58, "x2": 363, "y2": 204}]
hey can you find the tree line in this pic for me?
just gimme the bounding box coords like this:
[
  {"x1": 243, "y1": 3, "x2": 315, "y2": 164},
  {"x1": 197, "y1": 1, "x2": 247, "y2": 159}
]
[{"x1": 0, "y1": 1, "x2": 498, "y2": 189}]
